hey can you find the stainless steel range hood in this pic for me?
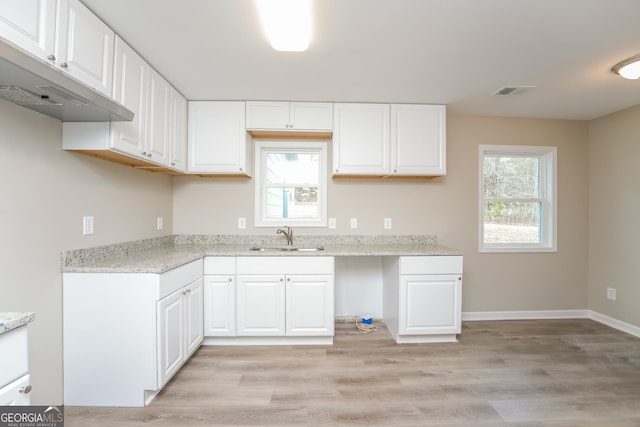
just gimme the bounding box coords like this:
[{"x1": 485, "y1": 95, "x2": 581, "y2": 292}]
[{"x1": 0, "y1": 38, "x2": 133, "y2": 122}]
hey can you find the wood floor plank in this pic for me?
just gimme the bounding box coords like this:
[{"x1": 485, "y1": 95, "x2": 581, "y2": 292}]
[{"x1": 66, "y1": 319, "x2": 640, "y2": 426}]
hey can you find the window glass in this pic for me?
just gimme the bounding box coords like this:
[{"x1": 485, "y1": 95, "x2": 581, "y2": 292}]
[{"x1": 479, "y1": 146, "x2": 556, "y2": 252}]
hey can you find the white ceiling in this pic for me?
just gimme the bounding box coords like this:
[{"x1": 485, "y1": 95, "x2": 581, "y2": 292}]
[{"x1": 82, "y1": 0, "x2": 640, "y2": 120}]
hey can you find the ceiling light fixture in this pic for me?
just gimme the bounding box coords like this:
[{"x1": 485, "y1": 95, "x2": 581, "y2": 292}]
[
  {"x1": 611, "y1": 54, "x2": 640, "y2": 79},
  {"x1": 255, "y1": 0, "x2": 312, "y2": 52}
]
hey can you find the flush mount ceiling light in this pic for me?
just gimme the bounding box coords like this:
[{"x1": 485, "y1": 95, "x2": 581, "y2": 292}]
[
  {"x1": 611, "y1": 54, "x2": 640, "y2": 79},
  {"x1": 255, "y1": 0, "x2": 312, "y2": 52}
]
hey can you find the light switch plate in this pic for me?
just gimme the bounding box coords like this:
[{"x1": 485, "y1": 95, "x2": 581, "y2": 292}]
[
  {"x1": 83, "y1": 216, "x2": 94, "y2": 235},
  {"x1": 157, "y1": 217, "x2": 163, "y2": 230},
  {"x1": 384, "y1": 218, "x2": 392, "y2": 229},
  {"x1": 350, "y1": 218, "x2": 358, "y2": 229}
]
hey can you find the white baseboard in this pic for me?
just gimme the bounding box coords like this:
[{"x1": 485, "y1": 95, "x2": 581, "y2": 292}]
[
  {"x1": 462, "y1": 310, "x2": 589, "y2": 321},
  {"x1": 461, "y1": 309, "x2": 640, "y2": 339},
  {"x1": 588, "y1": 310, "x2": 640, "y2": 338}
]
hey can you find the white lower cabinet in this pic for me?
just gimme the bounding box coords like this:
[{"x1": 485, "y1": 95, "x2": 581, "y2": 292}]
[
  {"x1": 63, "y1": 259, "x2": 203, "y2": 407},
  {"x1": 0, "y1": 326, "x2": 31, "y2": 406},
  {"x1": 204, "y1": 256, "x2": 334, "y2": 344},
  {"x1": 383, "y1": 256, "x2": 462, "y2": 343}
]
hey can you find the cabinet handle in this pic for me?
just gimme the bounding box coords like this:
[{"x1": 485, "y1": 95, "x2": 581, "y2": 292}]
[
  {"x1": 239, "y1": 168, "x2": 243, "y2": 171},
  {"x1": 19, "y1": 385, "x2": 32, "y2": 394},
  {"x1": 335, "y1": 169, "x2": 339, "y2": 173},
  {"x1": 280, "y1": 278, "x2": 283, "y2": 282},
  {"x1": 61, "y1": 62, "x2": 68, "y2": 69},
  {"x1": 141, "y1": 151, "x2": 147, "y2": 156},
  {"x1": 458, "y1": 277, "x2": 462, "y2": 280},
  {"x1": 47, "y1": 54, "x2": 56, "y2": 62},
  {"x1": 393, "y1": 169, "x2": 397, "y2": 173},
  {"x1": 287, "y1": 277, "x2": 290, "y2": 282},
  {"x1": 228, "y1": 278, "x2": 233, "y2": 282},
  {"x1": 147, "y1": 153, "x2": 152, "y2": 158},
  {"x1": 171, "y1": 162, "x2": 176, "y2": 166}
]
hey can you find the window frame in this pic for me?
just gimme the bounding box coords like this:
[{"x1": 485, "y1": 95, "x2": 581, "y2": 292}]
[
  {"x1": 254, "y1": 140, "x2": 328, "y2": 228},
  {"x1": 478, "y1": 145, "x2": 557, "y2": 253}
]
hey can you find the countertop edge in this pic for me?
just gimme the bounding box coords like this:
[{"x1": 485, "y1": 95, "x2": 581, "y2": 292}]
[{"x1": 0, "y1": 312, "x2": 35, "y2": 335}]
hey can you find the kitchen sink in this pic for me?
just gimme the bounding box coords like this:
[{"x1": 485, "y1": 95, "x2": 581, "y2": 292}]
[{"x1": 249, "y1": 246, "x2": 325, "y2": 252}]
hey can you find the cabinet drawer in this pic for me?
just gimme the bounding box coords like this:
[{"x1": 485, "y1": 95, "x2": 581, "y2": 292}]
[
  {"x1": 204, "y1": 257, "x2": 235, "y2": 275},
  {"x1": 237, "y1": 256, "x2": 334, "y2": 275},
  {"x1": 0, "y1": 374, "x2": 31, "y2": 406},
  {"x1": 0, "y1": 327, "x2": 28, "y2": 388},
  {"x1": 400, "y1": 256, "x2": 462, "y2": 275},
  {"x1": 158, "y1": 259, "x2": 203, "y2": 300}
]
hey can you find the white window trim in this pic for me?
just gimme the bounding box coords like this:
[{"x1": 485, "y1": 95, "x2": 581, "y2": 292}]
[
  {"x1": 479, "y1": 145, "x2": 557, "y2": 253},
  {"x1": 254, "y1": 140, "x2": 328, "y2": 228}
]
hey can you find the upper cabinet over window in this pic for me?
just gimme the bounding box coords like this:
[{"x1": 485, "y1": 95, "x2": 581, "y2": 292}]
[
  {"x1": 333, "y1": 103, "x2": 446, "y2": 177},
  {"x1": 246, "y1": 101, "x2": 333, "y2": 133}
]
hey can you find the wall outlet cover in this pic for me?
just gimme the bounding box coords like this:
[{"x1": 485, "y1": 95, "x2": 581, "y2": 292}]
[
  {"x1": 350, "y1": 218, "x2": 358, "y2": 229},
  {"x1": 238, "y1": 217, "x2": 246, "y2": 229},
  {"x1": 82, "y1": 216, "x2": 94, "y2": 235},
  {"x1": 328, "y1": 218, "x2": 337, "y2": 229}
]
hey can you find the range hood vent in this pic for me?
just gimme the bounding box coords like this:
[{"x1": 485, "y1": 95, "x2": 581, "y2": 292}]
[{"x1": 0, "y1": 39, "x2": 133, "y2": 122}]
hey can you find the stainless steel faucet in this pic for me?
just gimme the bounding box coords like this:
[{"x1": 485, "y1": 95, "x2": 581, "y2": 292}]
[{"x1": 277, "y1": 226, "x2": 294, "y2": 246}]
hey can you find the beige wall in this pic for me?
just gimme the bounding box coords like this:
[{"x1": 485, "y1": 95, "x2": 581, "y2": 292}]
[
  {"x1": 0, "y1": 100, "x2": 174, "y2": 404},
  {"x1": 588, "y1": 105, "x2": 640, "y2": 327},
  {"x1": 174, "y1": 115, "x2": 590, "y2": 313}
]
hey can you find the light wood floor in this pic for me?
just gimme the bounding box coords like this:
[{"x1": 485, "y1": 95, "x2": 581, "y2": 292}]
[{"x1": 66, "y1": 319, "x2": 640, "y2": 426}]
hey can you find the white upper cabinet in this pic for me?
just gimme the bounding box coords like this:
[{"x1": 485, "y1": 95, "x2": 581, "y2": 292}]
[
  {"x1": 246, "y1": 101, "x2": 333, "y2": 131},
  {"x1": 391, "y1": 104, "x2": 446, "y2": 176},
  {"x1": 188, "y1": 101, "x2": 251, "y2": 175},
  {"x1": 55, "y1": 0, "x2": 114, "y2": 96},
  {"x1": 145, "y1": 67, "x2": 171, "y2": 166},
  {"x1": 333, "y1": 103, "x2": 446, "y2": 177},
  {"x1": 332, "y1": 103, "x2": 390, "y2": 175},
  {"x1": 169, "y1": 87, "x2": 188, "y2": 171},
  {"x1": 0, "y1": 0, "x2": 57, "y2": 60},
  {"x1": 111, "y1": 36, "x2": 147, "y2": 157}
]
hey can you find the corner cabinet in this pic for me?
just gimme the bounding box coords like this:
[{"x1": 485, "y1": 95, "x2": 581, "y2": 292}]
[
  {"x1": 383, "y1": 256, "x2": 462, "y2": 343},
  {"x1": 63, "y1": 259, "x2": 204, "y2": 407},
  {"x1": 203, "y1": 256, "x2": 335, "y2": 345},
  {"x1": 187, "y1": 101, "x2": 252, "y2": 176},
  {"x1": 333, "y1": 103, "x2": 446, "y2": 177}
]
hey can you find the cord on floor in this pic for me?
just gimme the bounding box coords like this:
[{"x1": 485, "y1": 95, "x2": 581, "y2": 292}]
[{"x1": 353, "y1": 316, "x2": 379, "y2": 334}]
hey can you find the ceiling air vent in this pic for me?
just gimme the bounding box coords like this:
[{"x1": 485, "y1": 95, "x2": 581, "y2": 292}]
[{"x1": 492, "y1": 86, "x2": 536, "y2": 96}]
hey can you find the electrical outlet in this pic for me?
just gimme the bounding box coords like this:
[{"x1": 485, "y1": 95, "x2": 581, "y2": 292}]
[
  {"x1": 384, "y1": 218, "x2": 392, "y2": 229},
  {"x1": 328, "y1": 218, "x2": 337, "y2": 229},
  {"x1": 350, "y1": 218, "x2": 358, "y2": 229},
  {"x1": 238, "y1": 217, "x2": 246, "y2": 229},
  {"x1": 607, "y1": 287, "x2": 617, "y2": 301},
  {"x1": 156, "y1": 217, "x2": 163, "y2": 230},
  {"x1": 82, "y1": 216, "x2": 94, "y2": 235}
]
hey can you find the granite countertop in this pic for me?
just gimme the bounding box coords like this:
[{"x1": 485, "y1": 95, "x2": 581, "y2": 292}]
[
  {"x1": 0, "y1": 312, "x2": 35, "y2": 335},
  {"x1": 61, "y1": 235, "x2": 463, "y2": 274}
]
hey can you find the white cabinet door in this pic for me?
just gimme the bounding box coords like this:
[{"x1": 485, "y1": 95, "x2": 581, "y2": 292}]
[
  {"x1": 185, "y1": 278, "x2": 203, "y2": 357},
  {"x1": 188, "y1": 101, "x2": 250, "y2": 175},
  {"x1": 391, "y1": 104, "x2": 446, "y2": 176},
  {"x1": 0, "y1": 375, "x2": 31, "y2": 406},
  {"x1": 169, "y1": 88, "x2": 187, "y2": 171},
  {"x1": 399, "y1": 274, "x2": 462, "y2": 335},
  {"x1": 246, "y1": 101, "x2": 333, "y2": 131},
  {"x1": 0, "y1": 0, "x2": 56, "y2": 61},
  {"x1": 332, "y1": 103, "x2": 390, "y2": 175},
  {"x1": 286, "y1": 275, "x2": 334, "y2": 336},
  {"x1": 55, "y1": 0, "x2": 114, "y2": 96},
  {"x1": 204, "y1": 275, "x2": 236, "y2": 337},
  {"x1": 289, "y1": 102, "x2": 332, "y2": 130},
  {"x1": 146, "y1": 67, "x2": 171, "y2": 166},
  {"x1": 245, "y1": 101, "x2": 290, "y2": 129},
  {"x1": 157, "y1": 289, "x2": 185, "y2": 387},
  {"x1": 111, "y1": 37, "x2": 147, "y2": 157},
  {"x1": 236, "y1": 275, "x2": 285, "y2": 336}
]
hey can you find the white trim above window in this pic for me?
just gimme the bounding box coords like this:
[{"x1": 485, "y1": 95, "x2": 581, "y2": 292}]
[
  {"x1": 479, "y1": 145, "x2": 557, "y2": 253},
  {"x1": 254, "y1": 140, "x2": 328, "y2": 228}
]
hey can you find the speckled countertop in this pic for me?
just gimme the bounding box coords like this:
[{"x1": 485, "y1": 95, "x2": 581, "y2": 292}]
[
  {"x1": 61, "y1": 235, "x2": 463, "y2": 274},
  {"x1": 0, "y1": 312, "x2": 35, "y2": 335}
]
